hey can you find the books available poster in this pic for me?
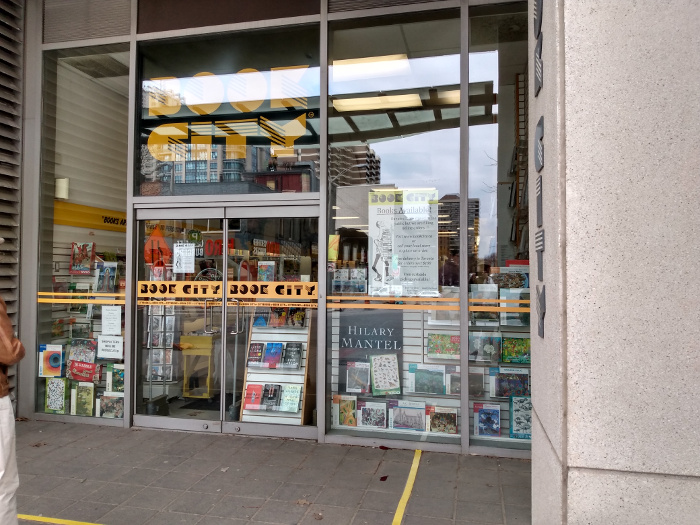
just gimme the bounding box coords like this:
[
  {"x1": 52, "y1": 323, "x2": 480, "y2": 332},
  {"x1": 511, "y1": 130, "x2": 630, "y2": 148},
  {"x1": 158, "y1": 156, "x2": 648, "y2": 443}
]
[
  {"x1": 510, "y1": 395, "x2": 532, "y2": 439},
  {"x1": 474, "y1": 402, "x2": 501, "y2": 436},
  {"x1": 426, "y1": 333, "x2": 460, "y2": 359},
  {"x1": 370, "y1": 353, "x2": 401, "y2": 396},
  {"x1": 368, "y1": 188, "x2": 439, "y2": 296}
]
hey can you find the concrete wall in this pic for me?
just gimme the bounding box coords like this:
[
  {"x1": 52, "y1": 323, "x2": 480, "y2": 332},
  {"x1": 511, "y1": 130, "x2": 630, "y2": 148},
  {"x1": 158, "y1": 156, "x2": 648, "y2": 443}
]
[{"x1": 532, "y1": 0, "x2": 700, "y2": 522}]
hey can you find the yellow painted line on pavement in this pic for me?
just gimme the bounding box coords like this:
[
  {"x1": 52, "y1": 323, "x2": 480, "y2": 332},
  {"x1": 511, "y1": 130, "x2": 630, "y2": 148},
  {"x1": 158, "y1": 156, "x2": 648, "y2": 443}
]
[
  {"x1": 18, "y1": 515, "x2": 101, "y2": 525},
  {"x1": 392, "y1": 449, "x2": 422, "y2": 525}
]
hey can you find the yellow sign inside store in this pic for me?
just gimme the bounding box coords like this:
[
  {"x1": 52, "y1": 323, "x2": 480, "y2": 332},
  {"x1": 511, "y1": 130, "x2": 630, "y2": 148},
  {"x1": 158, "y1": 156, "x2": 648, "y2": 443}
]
[
  {"x1": 54, "y1": 201, "x2": 127, "y2": 233},
  {"x1": 138, "y1": 281, "x2": 317, "y2": 300}
]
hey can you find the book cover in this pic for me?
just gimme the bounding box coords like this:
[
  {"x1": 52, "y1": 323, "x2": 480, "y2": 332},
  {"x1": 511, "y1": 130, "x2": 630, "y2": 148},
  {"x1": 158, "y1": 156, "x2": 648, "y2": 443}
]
[
  {"x1": 268, "y1": 307, "x2": 288, "y2": 327},
  {"x1": 468, "y1": 367, "x2": 486, "y2": 397},
  {"x1": 286, "y1": 307, "x2": 306, "y2": 327},
  {"x1": 96, "y1": 392, "x2": 125, "y2": 418},
  {"x1": 407, "y1": 364, "x2": 446, "y2": 394},
  {"x1": 510, "y1": 395, "x2": 532, "y2": 439},
  {"x1": 370, "y1": 353, "x2": 401, "y2": 396},
  {"x1": 493, "y1": 367, "x2": 530, "y2": 397},
  {"x1": 257, "y1": 261, "x2": 276, "y2": 281},
  {"x1": 468, "y1": 332, "x2": 501, "y2": 363},
  {"x1": 96, "y1": 262, "x2": 117, "y2": 293},
  {"x1": 337, "y1": 395, "x2": 357, "y2": 426},
  {"x1": 278, "y1": 384, "x2": 302, "y2": 413},
  {"x1": 69, "y1": 242, "x2": 96, "y2": 275},
  {"x1": 389, "y1": 400, "x2": 426, "y2": 431},
  {"x1": 68, "y1": 282, "x2": 90, "y2": 315},
  {"x1": 38, "y1": 344, "x2": 64, "y2": 377},
  {"x1": 106, "y1": 363, "x2": 125, "y2": 392},
  {"x1": 358, "y1": 401, "x2": 386, "y2": 428},
  {"x1": 70, "y1": 381, "x2": 95, "y2": 416},
  {"x1": 469, "y1": 284, "x2": 499, "y2": 323},
  {"x1": 244, "y1": 384, "x2": 264, "y2": 410},
  {"x1": 429, "y1": 406, "x2": 458, "y2": 434},
  {"x1": 68, "y1": 338, "x2": 97, "y2": 364},
  {"x1": 426, "y1": 333, "x2": 461, "y2": 359},
  {"x1": 281, "y1": 342, "x2": 302, "y2": 369},
  {"x1": 252, "y1": 307, "x2": 271, "y2": 327},
  {"x1": 45, "y1": 377, "x2": 69, "y2": 414},
  {"x1": 345, "y1": 361, "x2": 370, "y2": 394},
  {"x1": 501, "y1": 336, "x2": 531, "y2": 364},
  {"x1": 70, "y1": 321, "x2": 91, "y2": 339},
  {"x1": 247, "y1": 342, "x2": 265, "y2": 367},
  {"x1": 262, "y1": 384, "x2": 281, "y2": 410},
  {"x1": 474, "y1": 402, "x2": 501, "y2": 436},
  {"x1": 263, "y1": 342, "x2": 283, "y2": 368},
  {"x1": 446, "y1": 366, "x2": 461, "y2": 395},
  {"x1": 66, "y1": 361, "x2": 102, "y2": 384},
  {"x1": 499, "y1": 288, "x2": 531, "y2": 326}
]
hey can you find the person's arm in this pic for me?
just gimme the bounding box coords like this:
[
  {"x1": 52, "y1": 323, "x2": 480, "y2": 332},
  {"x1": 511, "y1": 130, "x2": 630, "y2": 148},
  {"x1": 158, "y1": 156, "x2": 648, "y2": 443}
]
[{"x1": 0, "y1": 297, "x2": 24, "y2": 366}]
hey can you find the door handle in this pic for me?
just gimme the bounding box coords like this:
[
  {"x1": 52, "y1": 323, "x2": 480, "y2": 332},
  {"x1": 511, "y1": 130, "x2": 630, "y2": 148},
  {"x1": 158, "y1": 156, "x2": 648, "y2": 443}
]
[
  {"x1": 229, "y1": 297, "x2": 241, "y2": 334},
  {"x1": 203, "y1": 299, "x2": 220, "y2": 334}
]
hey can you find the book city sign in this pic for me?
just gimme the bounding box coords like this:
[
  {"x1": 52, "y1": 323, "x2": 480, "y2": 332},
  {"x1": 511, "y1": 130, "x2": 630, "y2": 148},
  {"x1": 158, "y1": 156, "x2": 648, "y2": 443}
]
[{"x1": 137, "y1": 281, "x2": 317, "y2": 301}]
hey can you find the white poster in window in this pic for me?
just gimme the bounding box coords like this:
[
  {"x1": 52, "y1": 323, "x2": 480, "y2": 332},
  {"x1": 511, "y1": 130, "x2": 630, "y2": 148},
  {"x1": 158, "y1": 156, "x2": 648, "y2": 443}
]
[
  {"x1": 101, "y1": 305, "x2": 122, "y2": 336},
  {"x1": 368, "y1": 189, "x2": 439, "y2": 296},
  {"x1": 97, "y1": 335, "x2": 124, "y2": 360},
  {"x1": 173, "y1": 242, "x2": 195, "y2": 274}
]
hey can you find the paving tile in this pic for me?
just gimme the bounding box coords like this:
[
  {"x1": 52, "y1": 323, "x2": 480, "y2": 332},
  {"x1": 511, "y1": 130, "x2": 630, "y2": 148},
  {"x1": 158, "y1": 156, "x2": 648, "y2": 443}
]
[
  {"x1": 455, "y1": 500, "x2": 504, "y2": 523},
  {"x1": 298, "y1": 453, "x2": 345, "y2": 471},
  {"x1": 326, "y1": 470, "x2": 373, "y2": 490},
  {"x1": 241, "y1": 437, "x2": 285, "y2": 452},
  {"x1": 351, "y1": 509, "x2": 394, "y2": 525},
  {"x1": 403, "y1": 515, "x2": 454, "y2": 525},
  {"x1": 286, "y1": 467, "x2": 334, "y2": 485},
  {"x1": 270, "y1": 482, "x2": 323, "y2": 503},
  {"x1": 504, "y1": 504, "x2": 531, "y2": 525},
  {"x1": 250, "y1": 498, "x2": 312, "y2": 524},
  {"x1": 337, "y1": 457, "x2": 381, "y2": 474},
  {"x1": 460, "y1": 455, "x2": 500, "y2": 471},
  {"x1": 123, "y1": 486, "x2": 184, "y2": 511},
  {"x1": 344, "y1": 446, "x2": 386, "y2": 462},
  {"x1": 299, "y1": 504, "x2": 355, "y2": 525},
  {"x1": 457, "y1": 481, "x2": 502, "y2": 504},
  {"x1": 142, "y1": 511, "x2": 205, "y2": 524},
  {"x1": 198, "y1": 516, "x2": 250, "y2": 524},
  {"x1": 104, "y1": 450, "x2": 159, "y2": 468},
  {"x1": 458, "y1": 468, "x2": 500, "y2": 485},
  {"x1": 172, "y1": 457, "x2": 223, "y2": 476},
  {"x1": 262, "y1": 450, "x2": 309, "y2": 468},
  {"x1": 411, "y1": 477, "x2": 457, "y2": 500},
  {"x1": 367, "y1": 468, "x2": 408, "y2": 494},
  {"x1": 17, "y1": 494, "x2": 76, "y2": 515},
  {"x1": 190, "y1": 470, "x2": 255, "y2": 495},
  {"x1": 83, "y1": 463, "x2": 135, "y2": 482},
  {"x1": 208, "y1": 495, "x2": 268, "y2": 520},
  {"x1": 149, "y1": 470, "x2": 204, "y2": 490},
  {"x1": 501, "y1": 485, "x2": 530, "y2": 507},
  {"x1": 16, "y1": 474, "x2": 68, "y2": 496},
  {"x1": 47, "y1": 478, "x2": 107, "y2": 500},
  {"x1": 99, "y1": 505, "x2": 157, "y2": 525},
  {"x1": 498, "y1": 459, "x2": 531, "y2": 473},
  {"x1": 382, "y1": 448, "x2": 416, "y2": 463},
  {"x1": 140, "y1": 454, "x2": 189, "y2": 470},
  {"x1": 227, "y1": 478, "x2": 281, "y2": 499},
  {"x1": 406, "y1": 495, "x2": 455, "y2": 520},
  {"x1": 166, "y1": 490, "x2": 223, "y2": 514},
  {"x1": 498, "y1": 470, "x2": 531, "y2": 487},
  {"x1": 275, "y1": 439, "x2": 317, "y2": 456},
  {"x1": 114, "y1": 467, "x2": 166, "y2": 486},
  {"x1": 248, "y1": 464, "x2": 295, "y2": 481},
  {"x1": 54, "y1": 500, "x2": 117, "y2": 522},
  {"x1": 315, "y1": 486, "x2": 365, "y2": 507},
  {"x1": 417, "y1": 462, "x2": 459, "y2": 482},
  {"x1": 82, "y1": 482, "x2": 142, "y2": 505},
  {"x1": 360, "y1": 489, "x2": 402, "y2": 512}
]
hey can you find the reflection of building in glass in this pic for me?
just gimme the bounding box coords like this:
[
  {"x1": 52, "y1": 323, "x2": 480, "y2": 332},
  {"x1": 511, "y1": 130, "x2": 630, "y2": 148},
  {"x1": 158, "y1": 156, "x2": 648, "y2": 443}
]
[
  {"x1": 468, "y1": 198, "x2": 480, "y2": 259},
  {"x1": 438, "y1": 194, "x2": 461, "y2": 258},
  {"x1": 330, "y1": 145, "x2": 380, "y2": 186}
]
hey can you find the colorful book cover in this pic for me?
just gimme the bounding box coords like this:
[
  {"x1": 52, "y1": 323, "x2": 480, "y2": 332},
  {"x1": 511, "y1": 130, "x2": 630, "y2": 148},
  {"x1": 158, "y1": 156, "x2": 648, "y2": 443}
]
[
  {"x1": 68, "y1": 338, "x2": 97, "y2": 364},
  {"x1": 281, "y1": 342, "x2": 302, "y2": 369},
  {"x1": 70, "y1": 381, "x2": 95, "y2": 416},
  {"x1": 70, "y1": 321, "x2": 91, "y2": 339},
  {"x1": 252, "y1": 307, "x2": 271, "y2": 327},
  {"x1": 336, "y1": 395, "x2": 357, "y2": 426},
  {"x1": 474, "y1": 402, "x2": 501, "y2": 436},
  {"x1": 370, "y1": 353, "x2": 401, "y2": 396},
  {"x1": 263, "y1": 342, "x2": 283, "y2": 368},
  {"x1": 106, "y1": 364, "x2": 125, "y2": 392},
  {"x1": 346, "y1": 361, "x2": 370, "y2": 394},
  {"x1": 244, "y1": 384, "x2": 264, "y2": 410},
  {"x1": 69, "y1": 242, "x2": 96, "y2": 275},
  {"x1": 257, "y1": 261, "x2": 276, "y2": 281},
  {"x1": 66, "y1": 361, "x2": 102, "y2": 384},
  {"x1": 407, "y1": 364, "x2": 446, "y2": 394},
  {"x1": 268, "y1": 307, "x2": 288, "y2": 327},
  {"x1": 493, "y1": 367, "x2": 530, "y2": 397},
  {"x1": 38, "y1": 344, "x2": 64, "y2": 377},
  {"x1": 429, "y1": 406, "x2": 458, "y2": 434},
  {"x1": 96, "y1": 262, "x2": 117, "y2": 293},
  {"x1": 510, "y1": 395, "x2": 532, "y2": 439},
  {"x1": 286, "y1": 307, "x2": 306, "y2": 327},
  {"x1": 96, "y1": 392, "x2": 125, "y2": 418},
  {"x1": 278, "y1": 385, "x2": 302, "y2": 413},
  {"x1": 45, "y1": 377, "x2": 69, "y2": 414},
  {"x1": 358, "y1": 401, "x2": 386, "y2": 428},
  {"x1": 389, "y1": 400, "x2": 426, "y2": 431},
  {"x1": 426, "y1": 333, "x2": 461, "y2": 359},
  {"x1": 262, "y1": 384, "x2": 281, "y2": 410},
  {"x1": 468, "y1": 332, "x2": 501, "y2": 363},
  {"x1": 247, "y1": 342, "x2": 265, "y2": 367},
  {"x1": 501, "y1": 336, "x2": 531, "y2": 364}
]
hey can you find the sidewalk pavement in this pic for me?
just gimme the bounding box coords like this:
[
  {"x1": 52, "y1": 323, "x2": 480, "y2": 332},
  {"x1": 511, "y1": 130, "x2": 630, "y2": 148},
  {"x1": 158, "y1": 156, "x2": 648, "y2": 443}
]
[{"x1": 14, "y1": 419, "x2": 531, "y2": 525}]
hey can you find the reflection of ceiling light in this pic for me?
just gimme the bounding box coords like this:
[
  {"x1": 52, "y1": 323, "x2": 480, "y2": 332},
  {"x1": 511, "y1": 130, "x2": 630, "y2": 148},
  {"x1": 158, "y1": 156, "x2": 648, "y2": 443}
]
[
  {"x1": 439, "y1": 231, "x2": 458, "y2": 234},
  {"x1": 332, "y1": 54, "x2": 410, "y2": 82},
  {"x1": 332, "y1": 206, "x2": 340, "y2": 210},
  {"x1": 333, "y1": 216, "x2": 360, "y2": 220},
  {"x1": 438, "y1": 221, "x2": 452, "y2": 224},
  {"x1": 333, "y1": 94, "x2": 422, "y2": 112},
  {"x1": 340, "y1": 224, "x2": 369, "y2": 228},
  {"x1": 438, "y1": 214, "x2": 450, "y2": 218},
  {"x1": 438, "y1": 89, "x2": 460, "y2": 104}
]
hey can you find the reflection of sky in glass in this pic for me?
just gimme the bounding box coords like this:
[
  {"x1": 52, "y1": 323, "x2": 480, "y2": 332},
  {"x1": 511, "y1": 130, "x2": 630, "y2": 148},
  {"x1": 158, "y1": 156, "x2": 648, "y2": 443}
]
[
  {"x1": 143, "y1": 67, "x2": 321, "y2": 108},
  {"x1": 330, "y1": 55, "x2": 460, "y2": 95}
]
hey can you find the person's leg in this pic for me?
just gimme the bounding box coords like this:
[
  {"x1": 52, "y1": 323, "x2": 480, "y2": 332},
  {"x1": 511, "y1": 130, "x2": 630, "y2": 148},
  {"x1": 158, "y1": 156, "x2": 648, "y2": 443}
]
[{"x1": 0, "y1": 395, "x2": 19, "y2": 525}]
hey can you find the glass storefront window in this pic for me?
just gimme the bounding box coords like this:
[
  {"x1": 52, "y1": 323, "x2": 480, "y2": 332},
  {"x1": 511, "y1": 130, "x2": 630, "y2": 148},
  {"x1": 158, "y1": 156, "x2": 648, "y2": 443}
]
[
  {"x1": 137, "y1": 26, "x2": 321, "y2": 197},
  {"x1": 326, "y1": 12, "x2": 462, "y2": 444},
  {"x1": 37, "y1": 44, "x2": 129, "y2": 418},
  {"x1": 468, "y1": 5, "x2": 530, "y2": 448}
]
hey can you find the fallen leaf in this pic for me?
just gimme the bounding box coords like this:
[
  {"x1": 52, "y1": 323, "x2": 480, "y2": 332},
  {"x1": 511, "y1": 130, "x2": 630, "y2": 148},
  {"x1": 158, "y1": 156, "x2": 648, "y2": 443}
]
[
  {"x1": 31, "y1": 442, "x2": 47, "y2": 448},
  {"x1": 313, "y1": 512, "x2": 323, "y2": 520},
  {"x1": 296, "y1": 499, "x2": 312, "y2": 506},
  {"x1": 380, "y1": 476, "x2": 388, "y2": 481},
  {"x1": 220, "y1": 467, "x2": 229, "y2": 472}
]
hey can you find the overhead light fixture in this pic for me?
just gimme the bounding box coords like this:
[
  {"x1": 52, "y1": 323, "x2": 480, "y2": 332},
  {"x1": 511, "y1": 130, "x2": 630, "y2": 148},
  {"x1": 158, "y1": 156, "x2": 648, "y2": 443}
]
[
  {"x1": 332, "y1": 54, "x2": 410, "y2": 83},
  {"x1": 333, "y1": 94, "x2": 422, "y2": 112},
  {"x1": 438, "y1": 89, "x2": 460, "y2": 104},
  {"x1": 55, "y1": 178, "x2": 70, "y2": 200},
  {"x1": 333, "y1": 216, "x2": 360, "y2": 220}
]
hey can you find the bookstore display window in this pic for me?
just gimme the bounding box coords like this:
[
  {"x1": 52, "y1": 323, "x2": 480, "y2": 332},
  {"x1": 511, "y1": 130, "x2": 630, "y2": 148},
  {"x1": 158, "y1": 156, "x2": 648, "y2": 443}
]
[
  {"x1": 135, "y1": 217, "x2": 318, "y2": 425},
  {"x1": 468, "y1": 6, "x2": 530, "y2": 449},
  {"x1": 36, "y1": 44, "x2": 129, "y2": 418},
  {"x1": 325, "y1": 12, "x2": 463, "y2": 444},
  {"x1": 137, "y1": 26, "x2": 321, "y2": 197}
]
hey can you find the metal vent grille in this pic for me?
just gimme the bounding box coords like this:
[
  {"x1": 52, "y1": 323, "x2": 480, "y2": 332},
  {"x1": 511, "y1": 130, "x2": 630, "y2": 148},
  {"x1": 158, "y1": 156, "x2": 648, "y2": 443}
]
[
  {"x1": 44, "y1": 0, "x2": 130, "y2": 44},
  {"x1": 0, "y1": 0, "x2": 22, "y2": 403},
  {"x1": 329, "y1": 0, "x2": 445, "y2": 13}
]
